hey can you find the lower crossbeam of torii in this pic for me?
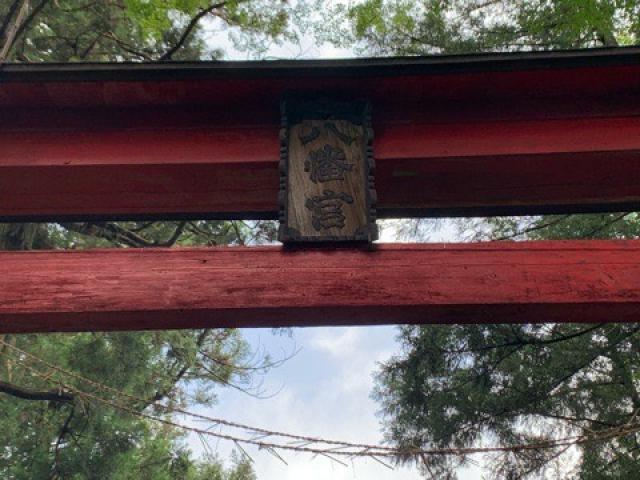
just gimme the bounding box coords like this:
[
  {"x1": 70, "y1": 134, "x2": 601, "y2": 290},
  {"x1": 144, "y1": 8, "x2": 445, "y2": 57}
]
[{"x1": 1, "y1": 242, "x2": 640, "y2": 333}]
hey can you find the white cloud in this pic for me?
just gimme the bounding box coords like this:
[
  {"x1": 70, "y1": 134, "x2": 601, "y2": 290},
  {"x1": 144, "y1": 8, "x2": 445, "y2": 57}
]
[{"x1": 309, "y1": 327, "x2": 363, "y2": 357}]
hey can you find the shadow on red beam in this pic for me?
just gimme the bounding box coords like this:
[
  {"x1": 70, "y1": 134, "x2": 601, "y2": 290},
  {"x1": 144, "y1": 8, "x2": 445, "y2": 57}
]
[
  {"x1": 2, "y1": 116, "x2": 640, "y2": 220},
  {"x1": 2, "y1": 241, "x2": 640, "y2": 334}
]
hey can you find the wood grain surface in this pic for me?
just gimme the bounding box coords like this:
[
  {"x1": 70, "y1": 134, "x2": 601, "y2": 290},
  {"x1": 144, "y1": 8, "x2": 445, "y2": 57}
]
[
  {"x1": 1, "y1": 110, "x2": 640, "y2": 220},
  {"x1": 2, "y1": 241, "x2": 640, "y2": 333},
  {"x1": 284, "y1": 120, "x2": 369, "y2": 241}
]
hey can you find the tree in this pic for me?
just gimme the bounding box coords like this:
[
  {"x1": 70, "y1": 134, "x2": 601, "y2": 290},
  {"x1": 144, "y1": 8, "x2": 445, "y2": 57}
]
[
  {"x1": 0, "y1": 0, "x2": 294, "y2": 63},
  {"x1": 320, "y1": 1, "x2": 640, "y2": 478},
  {"x1": 325, "y1": 0, "x2": 638, "y2": 56},
  {"x1": 372, "y1": 214, "x2": 640, "y2": 479},
  {"x1": 0, "y1": 320, "x2": 273, "y2": 478},
  {"x1": 0, "y1": 1, "x2": 290, "y2": 478}
]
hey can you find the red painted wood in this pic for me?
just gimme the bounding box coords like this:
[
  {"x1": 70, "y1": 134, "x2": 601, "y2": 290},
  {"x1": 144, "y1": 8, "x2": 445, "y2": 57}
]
[
  {"x1": 2, "y1": 241, "x2": 640, "y2": 333},
  {"x1": 1, "y1": 110, "x2": 639, "y2": 219},
  {"x1": 2, "y1": 52, "x2": 640, "y2": 220}
]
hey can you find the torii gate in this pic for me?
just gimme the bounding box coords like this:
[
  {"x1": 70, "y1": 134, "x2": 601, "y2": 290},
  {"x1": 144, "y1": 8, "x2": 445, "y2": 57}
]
[{"x1": 1, "y1": 47, "x2": 640, "y2": 333}]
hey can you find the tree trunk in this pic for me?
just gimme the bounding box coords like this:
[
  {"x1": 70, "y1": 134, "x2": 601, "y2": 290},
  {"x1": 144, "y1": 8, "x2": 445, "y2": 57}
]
[
  {"x1": 0, "y1": 0, "x2": 29, "y2": 63},
  {"x1": 0, "y1": 223, "x2": 47, "y2": 250}
]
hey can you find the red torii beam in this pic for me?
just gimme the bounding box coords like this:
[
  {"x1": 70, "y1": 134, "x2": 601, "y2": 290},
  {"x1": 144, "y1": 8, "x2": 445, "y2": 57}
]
[
  {"x1": 1, "y1": 47, "x2": 640, "y2": 221},
  {"x1": 2, "y1": 242, "x2": 640, "y2": 334},
  {"x1": 1, "y1": 48, "x2": 640, "y2": 333}
]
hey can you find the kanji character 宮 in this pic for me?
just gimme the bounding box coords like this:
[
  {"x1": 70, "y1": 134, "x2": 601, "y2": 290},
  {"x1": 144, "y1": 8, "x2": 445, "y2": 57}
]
[{"x1": 305, "y1": 190, "x2": 354, "y2": 230}]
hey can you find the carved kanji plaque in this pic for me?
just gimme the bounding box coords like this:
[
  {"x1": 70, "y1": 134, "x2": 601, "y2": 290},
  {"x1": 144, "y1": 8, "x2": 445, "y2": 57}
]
[{"x1": 278, "y1": 100, "x2": 377, "y2": 243}]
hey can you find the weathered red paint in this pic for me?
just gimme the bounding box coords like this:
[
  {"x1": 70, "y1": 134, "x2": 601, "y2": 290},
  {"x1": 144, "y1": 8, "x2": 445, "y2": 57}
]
[
  {"x1": 2, "y1": 50, "x2": 640, "y2": 220},
  {"x1": 1, "y1": 111, "x2": 640, "y2": 219},
  {"x1": 2, "y1": 242, "x2": 640, "y2": 333}
]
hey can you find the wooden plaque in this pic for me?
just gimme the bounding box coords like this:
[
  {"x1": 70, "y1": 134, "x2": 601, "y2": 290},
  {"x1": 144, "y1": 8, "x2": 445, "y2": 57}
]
[{"x1": 278, "y1": 100, "x2": 378, "y2": 243}]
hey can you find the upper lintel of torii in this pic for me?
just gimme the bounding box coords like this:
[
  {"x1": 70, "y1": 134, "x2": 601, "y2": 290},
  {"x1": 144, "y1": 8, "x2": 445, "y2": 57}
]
[{"x1": 1, "y1": 46, "x2": 640, "y2": 223}]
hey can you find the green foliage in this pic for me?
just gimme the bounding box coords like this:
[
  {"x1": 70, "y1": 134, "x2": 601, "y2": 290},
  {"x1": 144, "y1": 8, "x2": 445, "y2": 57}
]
[
  {"x1": 376, "y1": 322, "x2": 640, "y2": 478},
  {"x1": 0, "y1": 331, "x2": 260, "y2": 479},
  {"x1": 0, "y1": 0, "x2": 295, "y2": 62},
  {"x1": 375, "y1": 214, "x2": 640, "y2": 478},
  {"x1": 463, "y1": 212, "x2": 640, "y2": 242},
  {"x1": 325, "y1": 0, "x2": 640, "y2": 56},
  {"x1": 123, "y1": 0, "x2": 208, "y2": 40}
]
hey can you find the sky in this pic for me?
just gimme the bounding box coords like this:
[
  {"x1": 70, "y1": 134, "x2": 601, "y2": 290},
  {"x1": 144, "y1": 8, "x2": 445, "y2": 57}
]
[
  {"x1": 185, "y1": 13, "x2": 483, "y2": 479},
  {"x1": 201, "y1": 2, "x2": 355, "y2": 61},
  {"x1": 187, "y1": 326, "x2": 427, "y2": 479}
]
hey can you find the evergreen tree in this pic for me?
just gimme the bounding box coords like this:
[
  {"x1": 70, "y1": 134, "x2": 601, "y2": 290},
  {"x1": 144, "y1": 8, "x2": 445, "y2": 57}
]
[{"x1": 326, "y1": 0, "x2": 637, "y2": 56}]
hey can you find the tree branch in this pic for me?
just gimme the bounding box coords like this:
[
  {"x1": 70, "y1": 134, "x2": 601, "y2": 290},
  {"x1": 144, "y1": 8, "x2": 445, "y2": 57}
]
[
  {"x1": 60, "y1": 221, "x2": 188, "y2": 248},
  {"x1": 494, "y1": 215, "x2": 572, "y2": 241},
  {"x1": 59, "y1": 222, "x2": 156, "y2": 248},
  {"x1": 445, "y1": 323, "x2": 606, "y2": 355},
  {"x1": 50, "y1": 404, "x2": 76, "y2": 480},
  {"x1": 146, "y1": 329, "x2": 211, "y2": 406},
  {"x1": 7, "y1": 0, "x2": 49, "y2": 58},
  {"x1": 160, "y1": 221, "x2": 187, "y2": 247},
  {"x1": 0, "y1": 379, "x2": 73, "y2": 403},
  {"x1": 580, "y1": 213, "x2": 631, "y2": 239},
  {"x1": 102, "y1": 31, "x2": 153, "y2": 61},
  {"x1": 158, "y1": 2, "x2": 227, "y2": 61},
  {"x1": 0, "y1": 0, "x2": 29, "y2": 63},
  {"x1": 0, "y1": 0, "x2": 22, "y2": 42}
]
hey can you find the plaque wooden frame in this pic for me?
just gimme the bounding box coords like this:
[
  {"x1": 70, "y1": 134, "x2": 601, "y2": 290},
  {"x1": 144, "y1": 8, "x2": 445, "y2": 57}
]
[{"x1": 278, "y1": 99, "x2": 378, "y2": 244}]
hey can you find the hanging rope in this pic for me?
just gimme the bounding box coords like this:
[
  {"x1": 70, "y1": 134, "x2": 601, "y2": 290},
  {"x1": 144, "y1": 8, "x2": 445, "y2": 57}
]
[{"x1": 1, "y1": 338, "x2": 639, "y2": 466}]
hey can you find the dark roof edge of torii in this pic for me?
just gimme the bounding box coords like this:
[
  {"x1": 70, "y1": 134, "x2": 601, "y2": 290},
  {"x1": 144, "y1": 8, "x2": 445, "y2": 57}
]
[{"x1": 1, "y1": 46, "x2": 640, "y2": 83}]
